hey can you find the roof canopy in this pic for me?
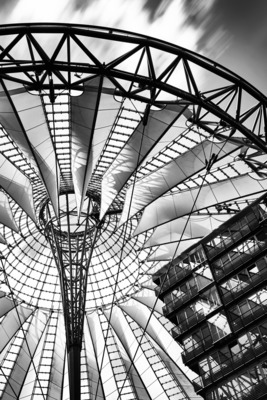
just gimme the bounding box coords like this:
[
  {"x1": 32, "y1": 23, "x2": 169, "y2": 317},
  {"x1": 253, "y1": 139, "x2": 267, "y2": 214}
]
[{"x1": 0, "y1": 23, "x2": 266, "y2": 400}]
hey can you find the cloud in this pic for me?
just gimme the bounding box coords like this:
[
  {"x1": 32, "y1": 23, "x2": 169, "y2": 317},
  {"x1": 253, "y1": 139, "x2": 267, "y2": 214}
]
[
  {"x1": 0, "y1": 0, "x2": 201, "y2": 51},
  {"x1": 207, "y1": 0, "x2": 267, "y2": 40},
  {"x1": 0, "y1": 0, "x2": 20, "y2": 21},
  {"x1": 142, "y1": 0, "x2": 173, "y2": 21},
  {"x1": 71, "y1": 0, "x2": 95, "y2": 12},
  {"x1": 4, "y1": 0, "x2": 73, "y2": 23},
  {"x1": 183, "y1": 0, "x2": 267, "y2": 57}
]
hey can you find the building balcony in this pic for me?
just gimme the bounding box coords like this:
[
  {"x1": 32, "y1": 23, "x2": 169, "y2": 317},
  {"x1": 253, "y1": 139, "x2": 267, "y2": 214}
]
[
  {"x1": 204, "y1": 209, "x2": 261, "y2": 261},
  {"x1": 182, "y1": 338, "x2": 213, "y2": 364},
  {"x1": 154, "y1": 266, "x2": 192, "y2": 298},
  {"x1": 162, "y1": 286, "x2": 199, "y2": 315},
  {"x1": 221, "y1": 268, "x2": 267, "y2": 305},
  {"x1": 192, "y1": 376, "x2": 204, "y2": 392},
  {"x1": 182, "y1": 332, "x2": 232, "y2": 364},
  {"x1": 193, "y1": 342, "x2": 267, "y2": 391},
  {"x1": 213, "y1": 252, "x2": 255, "y2": 280},
  {"x1": 172, "y1": 311, "x2": 206, "y2": 338},
  {"x1": 242, "y1": 378, "x2": 267, "y2": 400},
  {"x1": 230, "y1": 302, "x2": 267, "y2": 333}
]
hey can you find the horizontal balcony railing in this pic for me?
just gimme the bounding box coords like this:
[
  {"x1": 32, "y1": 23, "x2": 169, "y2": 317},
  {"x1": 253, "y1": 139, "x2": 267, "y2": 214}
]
[
  {"x1": 230, "y1": 303, "x2": 267, "y2": 332},
  {"x1": 162, "y1": 286, "x2": 199, "y2": 315},
  {"x1": 182, "y1": 332, "x2": 232, "y2": 364},
  {"x1": 213, "y1": 251, "x2": 258, "y2": 279},
  {"x1": 172, "y1": 311, "x2": 206, "y2": 338},
  {"x1": 154, "y1": 266, "x2": 193, "y2": 296},
  {"x1": 194, "y1": 376, "x2": 267, "y2": 398},
  {"x1": 242, "y1": 378, "x2": 267, "y2": 400},
  {"x1": 182, "y1": 339, "x2": 213, "y2": 363},
  {"x1": 194, "y1": 343, "x2": 267, "y2": 390},
  {"x1": 204, "y1": 212, "x2": 260, "y2": 260},
  {"x1": 192, "y1": 376, "x2": 204, "y2": 392},
  {"x1": 221, "y1": 268, "x2": 267, "y2": 305}
]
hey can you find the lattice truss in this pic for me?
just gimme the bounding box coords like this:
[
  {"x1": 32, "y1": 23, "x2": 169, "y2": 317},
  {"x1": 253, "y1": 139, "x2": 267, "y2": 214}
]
[{"x1": 0, "y1": 24, "x2": 266, "y2": 399}]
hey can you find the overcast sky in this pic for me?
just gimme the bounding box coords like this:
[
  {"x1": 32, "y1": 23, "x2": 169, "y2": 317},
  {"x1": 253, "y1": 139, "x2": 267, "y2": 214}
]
[{"x1": 0, "y1": 0, "x2": 266, "y2": 95}]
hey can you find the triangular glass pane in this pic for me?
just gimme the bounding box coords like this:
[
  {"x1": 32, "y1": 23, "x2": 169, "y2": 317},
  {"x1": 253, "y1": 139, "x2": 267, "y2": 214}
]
[
  {"x1": 53, "y1": 37, "x2": 68, "y2": 63},
  {"x1": 239, "y1": 89, "x2": 260, "y2": 120},
  {"x1": 164, "y1": 57, "x2": 189, "y2": 92},
  {"x1": 112, "y1": 47, "x2": 145, "y2": 75},
  {"x1": 200, "y1": 65, "x2": 237, "y2": 94},
  {"x1": 2, "y1": 34, "x2": 32, "y2": 64},
  {"x1": 70, "y1": 35, "x2": 97, "y2": 65},
  {"x1": 112, "y1": 77, "x2": 132, "y2": 92},
  {"x1": 185, "y1": 60, "x2": 208, "y2": 93},
  {"x1": 31, "y1": 33, "x2": 66, "y2": 59},
  {"x1": 0, "y1": 34, "x2": 18, "y2": 59},
  {"x1": 150, "y1": 47, "x2": 178, "y2": 79},
  {"x1": 77, "y1": 33, "x2": 137, "y2": 64},
  {"x1": 4, "y1": 71, "x2": 34, "y2": 86}
]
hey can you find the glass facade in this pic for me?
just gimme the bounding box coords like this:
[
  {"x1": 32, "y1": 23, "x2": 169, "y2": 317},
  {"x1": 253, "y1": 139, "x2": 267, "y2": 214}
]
[{"x1": 153, "y1": 194, "x2": 267, "y2": 400}]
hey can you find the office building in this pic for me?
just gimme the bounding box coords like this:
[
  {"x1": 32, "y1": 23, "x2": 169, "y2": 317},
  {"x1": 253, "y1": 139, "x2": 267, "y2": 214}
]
[{"x1": 153, "y1": 194, "x2": 267, "y2": 399}]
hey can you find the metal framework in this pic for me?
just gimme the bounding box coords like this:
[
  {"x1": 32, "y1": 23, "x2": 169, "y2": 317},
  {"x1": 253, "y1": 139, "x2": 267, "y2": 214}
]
[{"x1": 0, "y1": 23, "x2": 266, "y2": 400}]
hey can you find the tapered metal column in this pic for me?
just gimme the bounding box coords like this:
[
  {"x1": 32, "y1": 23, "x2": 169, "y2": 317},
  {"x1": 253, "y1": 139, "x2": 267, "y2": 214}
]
[
  {"x1": 68, "y1": 345, "x2": 81, "y2": 400},
  {"x1": 40, "y1": 194, "x2": 100, "y2": 400}
]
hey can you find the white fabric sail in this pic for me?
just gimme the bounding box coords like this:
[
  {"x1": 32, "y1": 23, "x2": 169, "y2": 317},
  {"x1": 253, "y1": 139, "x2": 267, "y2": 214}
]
[
  {"x1": 143, "y1": 218, "x2": 211, "y2": 248},
  {"x1": 120, "y1": 140, "x2": 240, "y2": 225},
  {"x1": 0, "y1": 87, "x2": 37, "y2": 163},
  {"x1": 100, "y1": 104, "x2": 188, "y2": 219},
  {"x1": 0, "y1": 303, "x2": 33, "y2": 353},
  {"x1": 71, "y1": 77, "x2": 101, "y2": 216},
  {"x1": 134, "y1": 173, "x2": 267, "y2": 235},
  {"x1": 0, "y1": 153, "x2": 36, "y2": 221},
  {"x1": 148, "y1": 240, "x2": 199, "y2": 261},
  {"x1": 71, "y1": 78, "x2": 121, "y2": 216},
  {"x1": 1, "y1": 310, "x2": 48, "y2": 399},
  {"x1": 11, "y1": 91, "x2": 59, "y2": 216},
  {"x1": 0, "y1": 191, "x2": 18, "y2": 232}
]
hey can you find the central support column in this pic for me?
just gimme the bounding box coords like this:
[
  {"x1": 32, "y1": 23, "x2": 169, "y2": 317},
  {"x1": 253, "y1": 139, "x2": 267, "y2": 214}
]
[
  {"x1": 68, "y1": 345, "x2": 81, "y2": 400},
  {"x1": 40, "y1": 194, "x2": 100, "y2": 400}
]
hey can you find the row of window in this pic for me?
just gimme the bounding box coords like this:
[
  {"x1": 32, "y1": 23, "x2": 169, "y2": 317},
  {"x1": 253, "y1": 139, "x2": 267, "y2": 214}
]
[
  {"x1": 157, "y1": 225, "x2": 267, "y2": 306},
  {"x1": 173, "y1": 286, "x2": 221, "y2": 335},
  {"x1": 205, "y1": 363, "x2": 267, "y2": 400},
  {"x1": 204, "y1": 204, "x2": 263, "y2": 259},
  {"x1": 178, "y1": 282, "x2": 267, "y2": 361},
  {"x1": 198, "y1": 321, "x2": 267, "y2": 383},
  {"x1": 229, "y1": 287, "x2": 267, "y2": 331},
  {"x1": 182, "y1": 312, "x2": 231, "y2": 360},
  {"x1": 220, "y1": 256, "x2": 267, "y2": 303},
  {"x1": 212, "y1": 235, "x2": 267, "y2": 279},
  {"x1": 163, "y1": 265, "x2": 213, "y2": 312},
  {"x1": 163, "y1": 245, "x2": 267, "y2": 322},
  {"x1": 156, "y1": 246, "x2": 207, "y2": 292}
]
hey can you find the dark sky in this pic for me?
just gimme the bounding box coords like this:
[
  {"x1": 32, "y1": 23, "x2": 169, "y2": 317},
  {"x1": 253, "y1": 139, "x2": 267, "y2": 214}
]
[{"x1": 183, "y1": 0, "x2": 267, "y2": 93}]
